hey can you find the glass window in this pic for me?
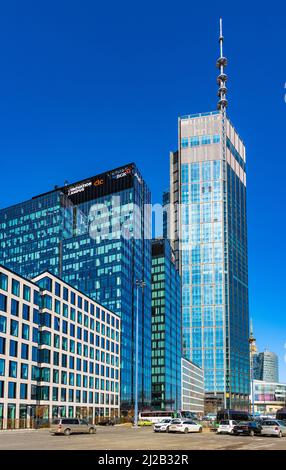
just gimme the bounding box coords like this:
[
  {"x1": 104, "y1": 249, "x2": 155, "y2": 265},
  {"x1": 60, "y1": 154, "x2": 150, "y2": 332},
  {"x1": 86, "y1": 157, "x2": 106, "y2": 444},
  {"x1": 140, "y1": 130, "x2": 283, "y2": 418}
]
[
  {"x1": 0, "y1": 358, "x2": 5, "y2": 376},
  {"x1": 55, "y1": 282, "x2": 61, "y2": 297},
  {"x1": 22, "y1": 304, "x2": 30, "y2": 321},
  {"x1": 8, "y1": 382, "x2": 16, "y2": 399},
  {"x1": 191, "y1": 163, "x2": 200, "y2": 182},
  {"x1": 21, "y1": 363, "x2": 28, "y2": 379},
  {"x1": 12, "y1": 279, "x2": 20, "y2": 296},
  {"x1": 0, "y1": 315, "x2": 6, "y2": 333},
  {"x1": 181, "y1": 137, "x2": 189, "y2": 148},
  {"x1": 63, "y1": 287, "x2": 69, "y2": 301},
  {"x1": 11, "y1": 299, "x2": 19, "y2": 316},
  {"x1": 22, "y1": 324, "x2": 30, "y2": 340},
  {"x1": 0, "y1": 294, "x2": 7, "y2": 312},
  {"x1": 213, "y1": 160, "x2": 221, "y2": 180},
  {"x1": 10, "y1": 320, "x2": 19, "y2": 337},
  {"x1": 201, "y1": 135, "x2": 211, "y2": 145},
  {"x1": 202, "y1": 161, "x2": 211, "y2": 181},
  {"x1": 20, "y1": 383, "x2": 27, "y2": 399},
  {"x1": 190, "y1": 136, "x2": 200, "y2": 147},
  {"x1": 0, "y1": 274, "x2": 8, "y2": 291},
  {"x1": 23, "y1": 285, "x2": 31, "y2": 302},
  {"x1": 21, "y1": 343, "x2": 29, "y2": 360},
  {"x1": 0, "y1": 337, "x2": 6, "y2": 354},
  {"x1": 70, "y1": 292, "x2": 76, "y2": 305},
  {"x1": 9, "y1": 361, "x2": 17, "y2": 378},
  {"x1": 63, "y1": 304, "x2": 68, "y2": 318},
  {"x1": 38, "y1": 277, "x2": 52, "y2": 292},
  {"x1": 55, "y1": 300, "x2": 61, "y2": 315},
  {"x1": 42, "y1": 295, "x2": 52, "y2": 311}
]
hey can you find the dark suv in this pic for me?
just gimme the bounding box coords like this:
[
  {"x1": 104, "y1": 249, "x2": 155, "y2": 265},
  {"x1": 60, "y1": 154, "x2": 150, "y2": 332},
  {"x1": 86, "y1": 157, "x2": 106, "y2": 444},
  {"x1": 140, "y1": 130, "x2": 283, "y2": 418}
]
[
  {"x1": 50, "y1": 418, "x2": 96, "y2": 436},
  {"x1": 233, "y1": 421, "x2": 262, "y2": 436}
]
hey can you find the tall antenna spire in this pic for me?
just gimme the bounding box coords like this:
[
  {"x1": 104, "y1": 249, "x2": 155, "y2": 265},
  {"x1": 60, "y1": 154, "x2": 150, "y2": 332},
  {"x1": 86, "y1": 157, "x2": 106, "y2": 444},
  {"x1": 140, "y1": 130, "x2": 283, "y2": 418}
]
[
  {"x1": 249, "y1": 318, "x2": 257, "y2": 353},
  {"x1": 217, "y1": 18, "x2": 228, "y2": 110}
]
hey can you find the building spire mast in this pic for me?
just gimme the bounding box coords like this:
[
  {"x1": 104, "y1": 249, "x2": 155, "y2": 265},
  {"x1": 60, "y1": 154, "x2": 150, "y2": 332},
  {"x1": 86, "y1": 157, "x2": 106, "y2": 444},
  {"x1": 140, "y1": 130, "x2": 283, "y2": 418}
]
[{"x1": 217, "y1": 18, "x2": 228, "y2": 110}]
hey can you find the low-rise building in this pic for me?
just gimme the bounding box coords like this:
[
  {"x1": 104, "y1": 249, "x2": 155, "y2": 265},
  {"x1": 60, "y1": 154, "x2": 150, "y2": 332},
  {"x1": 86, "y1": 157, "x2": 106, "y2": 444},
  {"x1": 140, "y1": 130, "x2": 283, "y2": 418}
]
[
  {"x1": 0, "y1": 265, "x2": 120, "y2": 429},
  {"x1": 250, "y1": 380, "x2": 286, "y2": 414},
  {"x1": 181, "y1": 358, "x2": 204, "y2": 417}
]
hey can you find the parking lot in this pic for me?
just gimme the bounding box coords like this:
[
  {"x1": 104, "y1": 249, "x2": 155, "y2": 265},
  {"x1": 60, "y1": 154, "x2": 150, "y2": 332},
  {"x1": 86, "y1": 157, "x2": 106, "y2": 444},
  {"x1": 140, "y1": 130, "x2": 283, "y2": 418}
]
[{"x1": 0, "y1": 426, "x2": 285, "y2": 450}]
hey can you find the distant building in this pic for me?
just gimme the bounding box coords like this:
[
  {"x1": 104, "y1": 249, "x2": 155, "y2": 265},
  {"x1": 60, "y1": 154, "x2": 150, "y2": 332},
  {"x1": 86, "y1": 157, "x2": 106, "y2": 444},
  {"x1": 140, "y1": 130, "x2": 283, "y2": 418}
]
[
  {"x1": 151, "y1": 238, "x2": 181, "y2": 411},
  {"x1": 181, "y1": 358, "x2": 204, "y2": 416},
  {"x1": 251, "y1": 380, "x2": 286, "y2": 414},
  {"x1": 0, "y1": 265, "x2": 120, "y2": 429},
  {"x1": 253, "y1": 350, "x2": 279, "y2": 383}
]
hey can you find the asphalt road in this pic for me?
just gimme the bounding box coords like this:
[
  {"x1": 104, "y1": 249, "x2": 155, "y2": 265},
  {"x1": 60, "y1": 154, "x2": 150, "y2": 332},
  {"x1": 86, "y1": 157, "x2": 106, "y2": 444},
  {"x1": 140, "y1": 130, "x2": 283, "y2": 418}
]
[{"x1": 0, "y1": 426, "x2": 285, "y2": 450}]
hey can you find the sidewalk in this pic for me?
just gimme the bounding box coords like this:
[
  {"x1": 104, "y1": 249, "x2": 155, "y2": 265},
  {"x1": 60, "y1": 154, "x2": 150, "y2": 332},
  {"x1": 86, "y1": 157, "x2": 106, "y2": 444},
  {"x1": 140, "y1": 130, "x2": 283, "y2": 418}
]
[{"x1": 0, "y1": 428, "x2": 47, "y2": 434}]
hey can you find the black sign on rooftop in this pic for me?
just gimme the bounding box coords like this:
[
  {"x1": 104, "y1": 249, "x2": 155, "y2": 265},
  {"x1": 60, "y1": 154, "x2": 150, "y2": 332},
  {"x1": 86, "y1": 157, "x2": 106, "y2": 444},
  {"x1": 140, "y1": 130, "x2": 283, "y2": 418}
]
[{"x1": 32, "y1": 163, "x2": 143, "y2": 204}]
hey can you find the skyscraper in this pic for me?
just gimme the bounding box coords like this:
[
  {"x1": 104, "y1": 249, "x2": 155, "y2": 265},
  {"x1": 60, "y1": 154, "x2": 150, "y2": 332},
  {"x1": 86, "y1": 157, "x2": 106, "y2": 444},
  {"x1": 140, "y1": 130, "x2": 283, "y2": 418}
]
[
  {"x1": 0, "y1": 163, "x2": 152, "y2": 411},
  {"x1": 253, "y1": 350, "x2": 279, "y2": 383},
  {"x1": 151, "y1": 238, "x2": 181, "y2": 411},
  {"x1": 169, "y1": 20, "x2": 250, "y2": 410}
]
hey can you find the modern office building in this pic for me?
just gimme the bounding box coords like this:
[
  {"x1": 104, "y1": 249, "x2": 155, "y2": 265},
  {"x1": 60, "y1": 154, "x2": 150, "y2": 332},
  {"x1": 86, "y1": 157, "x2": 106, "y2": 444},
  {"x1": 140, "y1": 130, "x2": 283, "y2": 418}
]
[
  {"x1": 168, "y1": 21, "x2": 250, "y2": 410},
  {"x1": 181, "y1": 358, "x2": 204, "y2": 416},
  {"x1": 0, "y1": 265, "x2": 120, "y2": 430},
  {"x1": 162, "y1": 191, "x2": 170, "y2": 240},
  {"x1": 0, "y1": 163, "x2": 152, "y2": 411},
  {"x1": 151, "y1": 238, "x2": 181, "y2": 411},
  {"x1": 250, "y1": 380, "x2": 286, "y2": 414},
  {"x1": 253, "y1": 350, "x2": 279, "y2": 383}
]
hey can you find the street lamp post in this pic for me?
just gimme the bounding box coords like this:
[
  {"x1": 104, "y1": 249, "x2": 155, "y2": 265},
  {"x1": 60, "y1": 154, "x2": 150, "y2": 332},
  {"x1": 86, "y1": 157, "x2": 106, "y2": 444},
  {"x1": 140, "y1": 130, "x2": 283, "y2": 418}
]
[
  {"x1": 134, "y1": 279, "x2": 146, "y2": 428},
  {"x1": 249, "y1": 320, "x2": 257, "y2": 417}
]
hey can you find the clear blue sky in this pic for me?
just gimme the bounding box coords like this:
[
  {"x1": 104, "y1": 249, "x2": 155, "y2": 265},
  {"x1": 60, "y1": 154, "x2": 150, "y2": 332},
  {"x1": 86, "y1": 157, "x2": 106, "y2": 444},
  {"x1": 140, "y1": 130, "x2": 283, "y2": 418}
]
[{"x1": 0, "y1": 1, "x2": 285, "y2": 380}]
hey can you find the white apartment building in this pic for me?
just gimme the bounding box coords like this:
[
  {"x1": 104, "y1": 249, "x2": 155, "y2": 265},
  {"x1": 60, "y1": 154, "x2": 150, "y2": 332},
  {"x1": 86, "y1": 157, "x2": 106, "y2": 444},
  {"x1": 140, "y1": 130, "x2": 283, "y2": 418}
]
[{"x1": 0, "y1": 265, "x2": 120, "y2": 429}]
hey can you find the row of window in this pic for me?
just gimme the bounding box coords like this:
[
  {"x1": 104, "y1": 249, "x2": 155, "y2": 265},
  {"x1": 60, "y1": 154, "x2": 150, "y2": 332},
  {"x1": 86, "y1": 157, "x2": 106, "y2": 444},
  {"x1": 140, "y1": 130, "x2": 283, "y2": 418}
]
[
  {"x1": 0, "y1": 358, "x2": 119, "y2": 384},
  {"x1": 0, "y1": 274, "x2": 33, "y2": 301},
  {"x1": 0, "y1": 337, "x2": 119, "y2": 373},
  {"x1": 0, "y1": 380, "x2": 119, "y2": 404},
  {"x1": 181, "y1": 134, "x2": 220, "y2": 149},
  {"x1": 0, "y1": 273, "x2": 120, "y2": 331}
]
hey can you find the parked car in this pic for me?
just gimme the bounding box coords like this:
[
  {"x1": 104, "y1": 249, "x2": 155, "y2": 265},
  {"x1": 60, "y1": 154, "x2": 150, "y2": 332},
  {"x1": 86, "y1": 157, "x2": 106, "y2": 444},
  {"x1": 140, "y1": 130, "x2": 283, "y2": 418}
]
[
  {"x1": 217, "y1": 420, "x2": 238, "y2": 434},
  {"x1": 50, "y1": 418, "x2": 96, "y2": 436},
  {"x1": 138, "y1": 419, "x2": 153, "y2": 426},
  {"x1": 233, "y1": 421, "x2": 262, "y2": 437},
  {"x1": 261, "y1": 420, "x2": 286, "y2": 438},
  {"x1": 168, "y1": 419, "x2": 203, "y2": 434},
  {"x1": 203, "y1": 414, "x2": 217, "y2": 422},
  {"x1": 153, "y1": 419, "x2": 173, "y2": 433}
]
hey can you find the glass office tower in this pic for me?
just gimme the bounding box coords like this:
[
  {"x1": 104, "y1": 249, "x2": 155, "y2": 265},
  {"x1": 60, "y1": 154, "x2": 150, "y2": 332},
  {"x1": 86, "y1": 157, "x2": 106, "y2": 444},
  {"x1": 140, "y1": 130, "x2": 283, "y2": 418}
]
[
  {"x1": 253, "y1": 350, "x2": 279, "y2": 383},
  {"x1": 169, "y1": 111, "x2": 250, "y2": 410},
  {"x1": 151, "y1": 238, "x2": 181, "y2": 411},
  {"x1": 0, "y1": 163, "x2": 152, "y2": 411}
]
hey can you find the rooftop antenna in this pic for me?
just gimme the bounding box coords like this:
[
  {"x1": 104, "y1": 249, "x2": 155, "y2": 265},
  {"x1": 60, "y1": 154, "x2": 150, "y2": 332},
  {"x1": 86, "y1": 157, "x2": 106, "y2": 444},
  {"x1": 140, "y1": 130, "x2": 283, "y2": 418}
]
[{"x1": 217, "y1": 18, "x2": 228, "y2": 110}]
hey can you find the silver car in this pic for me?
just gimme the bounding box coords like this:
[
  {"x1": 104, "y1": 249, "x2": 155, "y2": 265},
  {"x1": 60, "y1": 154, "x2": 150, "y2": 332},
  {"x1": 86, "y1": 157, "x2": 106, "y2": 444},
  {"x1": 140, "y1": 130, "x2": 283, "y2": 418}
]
[
  {"x1": 261, "y1": 420, "x2": 286, "y2": 438},
  {"x1": 153, "y1": 419, "x2": 173, "y2": 433},
  {"x1": 168, "y1": 419, "x2": 203, "y2": 434},
  {"x1": 50, "y1": 418, "x2": 96, "y2": 436}
]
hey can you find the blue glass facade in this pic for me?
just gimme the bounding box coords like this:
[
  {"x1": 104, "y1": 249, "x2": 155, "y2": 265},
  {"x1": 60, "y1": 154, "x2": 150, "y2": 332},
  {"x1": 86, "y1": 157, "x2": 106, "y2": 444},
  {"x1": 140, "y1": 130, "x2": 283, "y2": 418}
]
[
  {"x1": 0, "y1": 163, "x2": 152, "y2": 411},
  {"x1": 180, "y1": 159, "x2": 225, "y2": 394},
  {"x1": 151, "y1": 239, "x2": 181, "y2": 411}
]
